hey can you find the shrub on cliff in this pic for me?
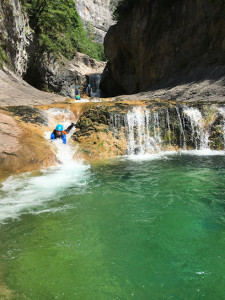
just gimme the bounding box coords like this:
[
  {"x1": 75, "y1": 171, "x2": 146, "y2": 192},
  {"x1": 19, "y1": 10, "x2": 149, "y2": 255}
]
[
  {"x1": 21, "y1": 0, "x2": 105, "y2": 61},
  {"x1": 0, "y1": 45, "x2": 9, "y2": 68}
]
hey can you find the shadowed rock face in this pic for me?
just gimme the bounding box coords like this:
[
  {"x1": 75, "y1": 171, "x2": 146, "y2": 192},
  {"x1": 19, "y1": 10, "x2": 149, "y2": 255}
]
[
  {"x1": 24, "y1": 52, "x2": 105, "y2": 98},
  {"x1": 101, "y1": 0, "x2": 225, "y2": 97}
]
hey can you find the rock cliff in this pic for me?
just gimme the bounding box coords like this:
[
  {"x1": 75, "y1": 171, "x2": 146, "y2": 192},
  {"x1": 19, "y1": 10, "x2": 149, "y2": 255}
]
[
  {"x1": 24, "y1": 52, "x2": 106, "y2": 98},
  {"x1": 0, "y1": 0, "x2": 33, "y2": 75},
  {"x1": 101, "y1": 0, "x2": 225, "y2": 97},
  {"x1": 0, "y1": 0, "x2": 107, "y2": 100},
  {"x1": 75, "y1": 0, "x2": 117, "y2": 43}
]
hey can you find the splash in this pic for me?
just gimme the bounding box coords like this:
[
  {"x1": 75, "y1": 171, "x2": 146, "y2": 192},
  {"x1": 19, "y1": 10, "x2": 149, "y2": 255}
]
[
  {"x1": 125, "y1": 107, "x2": 160, "y2": 155},
  {"x1": 0, "y1": 108, "x2": 89, "y2": 223},
  {"x1": 116, "y1": 105, "x2": 225, "y2": 157},
  {"x1": 183, "y1": 107, "x2": 209, "y2": 149},
  {"x1": 218, "y1": 107, "x2": 225, "y2": 147}
]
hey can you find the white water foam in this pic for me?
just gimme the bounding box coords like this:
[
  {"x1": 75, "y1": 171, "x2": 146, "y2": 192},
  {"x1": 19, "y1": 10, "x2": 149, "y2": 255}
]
[
  {"x1": 124, "y1": 149, "x2": 225, "y2": 161},
  {"x1": 125, "y1": 107, "x2": 160, "y2": 155},
  {"x1": 183, "y1": 107, "x2": 209, "y2": 149},
  {"x1": 0, "y1": 108, "x2": 89, "y2": 223},
  {"x1": 74, "y1": 98, "x2": 102, "y2": 103}
]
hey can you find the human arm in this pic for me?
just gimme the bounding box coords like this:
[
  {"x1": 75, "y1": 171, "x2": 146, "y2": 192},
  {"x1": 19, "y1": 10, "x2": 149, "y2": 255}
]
[{"x1": 65, "y1": 123, "x2": 75, "y2": 133}]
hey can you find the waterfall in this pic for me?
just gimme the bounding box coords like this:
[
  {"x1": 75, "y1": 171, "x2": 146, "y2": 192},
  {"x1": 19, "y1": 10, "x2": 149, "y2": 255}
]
[
  {"x1": 124, "y1": 107, "x2": 160, "y2": 155},
  {"x1": 175, "y1": 107, "x2": 186, "y2": 150},
  {"x1": 114, "y1": 105, "x2": 225, "y2": 156},
  {"x1": 166, "y1": 108, "x2": 171, "y2": 145},
  {"x1": 183, "y1": 107, "x2": 209, "y2": 150},
  {"x1": 218, "y1": 107, "x2": 225, "y2": 148},
  {"x1": 89, "y1": 73, "x2": 102, "y2": 97}
]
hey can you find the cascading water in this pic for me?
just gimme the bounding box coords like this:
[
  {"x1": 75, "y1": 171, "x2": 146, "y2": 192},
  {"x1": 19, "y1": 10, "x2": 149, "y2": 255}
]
[
  {"x1": 114, "y1": 105, "x2": 225, "y2": 156},
  {"x1": 175, "y1": 106, "x2": 186, "y2": 149},
  {"x1": 125, "y1": 107, "x2": 161, "y2": 155},
  {"x1": 89, "y1": 73, "x2": 102, "y2": 97},
  {"x1": 0, "y1": 108, "x2": 89, "y2": 223},
  {"x1": 183, "y1": 107, "x2": 209, "y2": 150},
  {"x1": 219, "y1": 107, "x2": 225, "y2": 147}
]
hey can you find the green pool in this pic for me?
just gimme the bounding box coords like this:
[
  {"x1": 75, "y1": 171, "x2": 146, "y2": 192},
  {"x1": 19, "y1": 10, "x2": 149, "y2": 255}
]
[{"x1": 0, "y1": 153, "x2": 225, "y2": 299}]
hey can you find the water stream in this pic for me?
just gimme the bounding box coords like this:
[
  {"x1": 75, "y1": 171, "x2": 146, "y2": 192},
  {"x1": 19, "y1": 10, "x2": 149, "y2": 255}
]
[
  {"x1": 0, "y1": 106, "x2": 225, "y2": 299},
  {"x1": 116, "y1": 105, "x2": 225, "y2": 155},
  {"x1": 89, "y1": 73, "x2": 102, "y2": 97}
]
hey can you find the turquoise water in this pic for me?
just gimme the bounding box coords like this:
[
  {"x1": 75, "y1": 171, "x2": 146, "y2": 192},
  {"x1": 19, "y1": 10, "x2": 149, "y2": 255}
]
[{"x1": 0, "y1": 154, "x2": 225, "y2": 299}]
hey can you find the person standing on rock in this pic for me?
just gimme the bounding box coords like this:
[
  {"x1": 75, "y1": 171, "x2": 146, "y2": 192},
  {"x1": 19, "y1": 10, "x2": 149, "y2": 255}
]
[
  {"x1": 50, "y1": 123, "x2": 75, "y2": 144},
  {"x1": 86, "y1": 84, "x2": 93, "y2": 97},
  {"x1": 75, "y1": 86, "x2": 80, "y2": 100}
]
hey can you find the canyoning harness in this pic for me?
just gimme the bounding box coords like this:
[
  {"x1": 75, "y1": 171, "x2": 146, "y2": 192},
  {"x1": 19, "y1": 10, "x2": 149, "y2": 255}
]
[{"x1": 50, "y1": 123, "x2": 75, "y2": 144}]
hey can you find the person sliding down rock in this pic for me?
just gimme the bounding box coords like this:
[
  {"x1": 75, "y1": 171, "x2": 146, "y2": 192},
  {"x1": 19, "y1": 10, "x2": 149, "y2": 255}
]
[
  {"x1": 50, "y1": 123, "x2": 75, "y2": 144},
  {"x1": 86, "y1": 84, "x2": 93, "y2": 97}
]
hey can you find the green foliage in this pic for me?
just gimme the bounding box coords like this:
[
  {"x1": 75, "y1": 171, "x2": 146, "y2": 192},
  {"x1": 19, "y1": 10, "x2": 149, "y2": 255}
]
[
  {"x1": 22, "y1": 0, "x2": 105, "y2": 61},
  {"x1": 0, "y1": 45, "x2": 9, "y2": 68}
]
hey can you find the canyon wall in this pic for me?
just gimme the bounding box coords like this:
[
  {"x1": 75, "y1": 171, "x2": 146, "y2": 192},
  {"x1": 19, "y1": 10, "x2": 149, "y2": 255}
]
[
  {"x1": 101, "y1": 0, "x2": 225, "y2": 96},
  {"x1": 75, "y1": 0, "x2": 117, "y2": 43},
  {"x1": 0, "y1": 0, "x2": 33, "y2": 76}
]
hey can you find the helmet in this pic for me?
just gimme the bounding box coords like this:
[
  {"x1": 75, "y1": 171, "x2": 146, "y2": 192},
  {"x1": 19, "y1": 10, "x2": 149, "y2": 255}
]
[
  {"x1": 88, "y1": 84, "x2": 91, "y2": 86},
  {"x1": 55, "y1": 124, "x2": 63, "y2": 131}
]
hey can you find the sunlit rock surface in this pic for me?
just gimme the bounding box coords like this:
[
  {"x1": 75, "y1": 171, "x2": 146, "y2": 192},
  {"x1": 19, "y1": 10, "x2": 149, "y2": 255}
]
[
  {"x1": 0, "y1": 0, "x2": 33, "y2": 76},
  {"x1": 0, "y1": 109, "x2": 56, "y2": 180},
  {"x1": 75, "y1": 0, "x2": 117, "y2": 43}
]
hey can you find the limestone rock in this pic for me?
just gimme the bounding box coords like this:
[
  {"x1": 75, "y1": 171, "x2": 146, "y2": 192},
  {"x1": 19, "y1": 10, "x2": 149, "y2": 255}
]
[
  {"x1": 0, "y1": 67, "x2": 65, "y2": 106},
  {"x1": 101, "y1": 0, "x2": 225, "y2": 98},
  {"x1": 75, "y1": 0, "x2": 118, "y2": 43},
  {"x1": 0, "y1": 111, "x2": 56, "y2": 179},
  {"x1": 25, "y1": 52, "x2": 106, "y2": 98},
  {"x1": 0, "y1": 0, "x2": 33, "y2": 76}
]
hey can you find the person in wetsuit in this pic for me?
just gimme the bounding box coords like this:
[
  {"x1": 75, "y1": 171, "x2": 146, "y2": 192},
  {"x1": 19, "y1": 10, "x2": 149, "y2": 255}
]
[
  {"x1": 86, "y1": 84, "x2": 92, "y2": 97},
  {"x1": 50, "y1": 123, "x2": 75, "y2": 144},
  {"x1": 75, "y1": 86, "x2": 80, "y2": 100}
]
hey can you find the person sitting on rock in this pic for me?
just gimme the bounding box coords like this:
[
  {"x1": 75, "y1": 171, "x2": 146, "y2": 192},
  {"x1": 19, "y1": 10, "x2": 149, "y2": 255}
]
[
  {"x1": 51, "y1": 123, "x2": 75, "y2": 144},
  {"x1": 75, "y1": 86, "x2": 80, "y2": 100},
  {"x1": 86, "y1": 84, "x2": 93, "y2": 97}
]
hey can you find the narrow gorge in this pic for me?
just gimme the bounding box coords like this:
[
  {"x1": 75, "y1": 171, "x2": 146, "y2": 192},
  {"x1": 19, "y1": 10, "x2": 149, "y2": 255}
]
[{"x1": 0, "y1": 0, "x2": 225, "y2": 299}]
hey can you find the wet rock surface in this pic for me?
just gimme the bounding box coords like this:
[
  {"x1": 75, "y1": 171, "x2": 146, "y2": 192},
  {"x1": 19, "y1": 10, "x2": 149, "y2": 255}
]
[
  {"x1": 6, "y1": 106, "x2": 48, "y2": 125},
  {"x1": 73, "y1": 100, "x2": 225, "y2": 158},
  {"x1": 72, "y1": 104, "x2": 127, "y2": 160},
  {"x1": 0, "y1": 109, "x2": 56, "y2": 180}
]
